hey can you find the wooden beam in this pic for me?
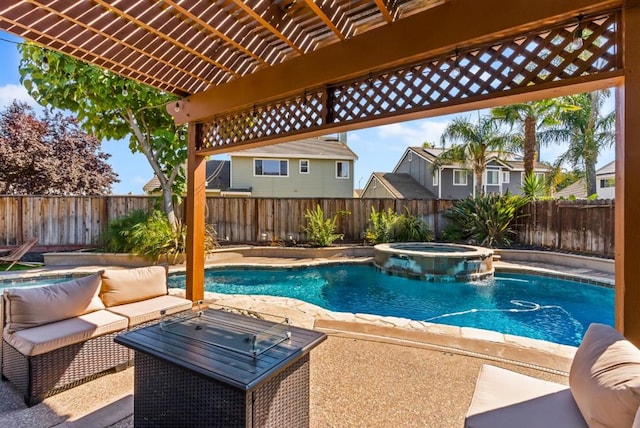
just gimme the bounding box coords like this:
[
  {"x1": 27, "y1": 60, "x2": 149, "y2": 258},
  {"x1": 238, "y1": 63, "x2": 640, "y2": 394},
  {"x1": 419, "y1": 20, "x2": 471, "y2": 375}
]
[
  {"x1": 185, "y1": 122, "x2": 206, "y2": 302},
  {"x1": 171, "y1": 0, "x2": 621, "y2": 124},
  {"x1": 303, "y1": 0, "x2": 354, "y2": 41},
  {"x1": 374, "y1": 0, "x2": 397, "y2": 23},
  {"x1": 616, "y1": 1, "x2": 640, "y2": 344}
]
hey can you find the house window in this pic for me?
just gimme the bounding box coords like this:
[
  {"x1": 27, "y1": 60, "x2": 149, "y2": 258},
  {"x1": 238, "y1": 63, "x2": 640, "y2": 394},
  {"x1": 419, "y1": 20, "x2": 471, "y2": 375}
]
[
  {"x1": 502, "y1": 171, "x2": 510, "y2": 183},
  {"x1": 521, "y1": 172, "x2": 545, "y2": 184},
  {"x1": 433, "y1": 171, "x2": 439, "y2": 186},
  {"x1": 486, "y1": 170, "x2": 499, "y2": 185},
  {"x1": 600, "y1": 178, "x2": 615, "y2": 188},
  {"x1": 254, "y1": 159, "x2": 288, "y2": 177},
  {"x1": 453, "y1": 169, "x2": 467, "y2": 186},
  {"x1": 299, "y1": 159, "x2": 309, "y2": 174},
  {"x1": 336, "y1": 161, "x2": 349, "y2": 179}
]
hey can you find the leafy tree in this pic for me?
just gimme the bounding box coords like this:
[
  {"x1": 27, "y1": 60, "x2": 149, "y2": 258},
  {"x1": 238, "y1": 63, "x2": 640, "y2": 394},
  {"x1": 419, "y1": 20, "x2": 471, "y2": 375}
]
[
  {"x1": 437, "y1": 115, "x2": 509, "y2": 196},
  {"x1": 18, "y1": 44, "x2": 186, "y2": 225},
  {"x1": 0, "y1": 101, "x2": 117, "y2": 195},
  {"x1": 491, "y1": 99, "x2": 575, "y2": 177},
  {"x1": 550, "y1": 91, "x2": 615, "y2": 195}
]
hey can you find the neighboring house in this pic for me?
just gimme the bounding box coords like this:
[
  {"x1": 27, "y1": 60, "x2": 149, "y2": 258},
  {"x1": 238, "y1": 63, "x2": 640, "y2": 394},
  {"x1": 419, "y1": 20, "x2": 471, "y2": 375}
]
[
  {"x1": 554, "y1": 161, "x2": 616, "y2": 199},
  {"x1": 596, "y1": 161, "x2": 615, "y2": 199},
  {"x1": 229, "y1": 136, "x2": 357, "y2": 198},
  {"x1": 143, "y1": 160, "x2": 252, "y2": 197},
  {"x1": 361, "y1": 146, "x2": 550, "y2": 199},
  {"x1": 143, "y1": 136, "x2": 357, "y2": 198}
]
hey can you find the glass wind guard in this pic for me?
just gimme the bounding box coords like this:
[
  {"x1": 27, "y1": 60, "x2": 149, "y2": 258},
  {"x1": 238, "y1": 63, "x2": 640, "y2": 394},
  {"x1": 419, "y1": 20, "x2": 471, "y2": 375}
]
[{"x1": 159, "y1": 303, "x2": 291, "y2": 359}]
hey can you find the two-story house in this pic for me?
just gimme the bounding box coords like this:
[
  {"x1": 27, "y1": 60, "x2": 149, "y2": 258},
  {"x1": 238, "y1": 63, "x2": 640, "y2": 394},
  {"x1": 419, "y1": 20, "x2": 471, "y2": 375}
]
[
  {"x1": 230, "y1": 136, "x2": 357, "y2": 198},
  {"x1": 144, "y1": 136, "x2": 357, "y2": 198},
  {"x1": 361, "y1": 146, "x2": 550, "y2": 199}
]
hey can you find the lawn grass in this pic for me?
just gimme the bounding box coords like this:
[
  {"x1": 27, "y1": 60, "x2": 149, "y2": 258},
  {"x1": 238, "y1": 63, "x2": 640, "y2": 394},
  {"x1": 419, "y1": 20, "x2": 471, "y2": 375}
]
[{"x1": 0, "y1": 262, "x2": 40, "y2": 272}]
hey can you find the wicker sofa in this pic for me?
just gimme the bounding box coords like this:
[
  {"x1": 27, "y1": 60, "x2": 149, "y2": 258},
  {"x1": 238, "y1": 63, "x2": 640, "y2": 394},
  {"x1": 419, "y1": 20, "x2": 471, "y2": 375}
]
[{"x1": 1, "y1": 265, "x2": 192, "y2": 406}]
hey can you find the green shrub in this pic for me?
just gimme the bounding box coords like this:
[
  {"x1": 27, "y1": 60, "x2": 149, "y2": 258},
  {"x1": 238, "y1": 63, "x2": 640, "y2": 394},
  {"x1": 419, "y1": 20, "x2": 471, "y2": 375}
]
[
  {"x1": 365, "y1": 207, "x2": 399, "y2": 244},
  {"x1": 521, "y1": 173, "x2": 548, "y2": 201},
  {"x1": 444, "y1": 193, "x2": 527, "y2": 247},
  {"x1": 101, "y1": 209, "x2": 149, "y2": 253},
  {"x1": 303, "y1": 205, "x2": 347, "y2": 247},
  {"x1": 101, "y1": 209, "x2": 218, "y2": 262},
  {"x1": 396, "y1": 210, "x2": 434, "y2": 242}
]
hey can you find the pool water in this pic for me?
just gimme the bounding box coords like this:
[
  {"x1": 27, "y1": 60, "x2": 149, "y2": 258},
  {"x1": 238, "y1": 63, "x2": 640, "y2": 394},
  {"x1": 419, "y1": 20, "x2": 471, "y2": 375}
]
[{"x1": 168, "y1": 264, "x2": 613, "y2": 346}]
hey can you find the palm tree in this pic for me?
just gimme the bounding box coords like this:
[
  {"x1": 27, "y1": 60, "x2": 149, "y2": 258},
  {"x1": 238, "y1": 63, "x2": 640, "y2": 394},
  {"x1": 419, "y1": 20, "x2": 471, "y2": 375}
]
[
  {"x1": 437, "y1": 114, "x2": 510, "y2": 196},
  {"x1": 550, "y1": 90, "x2": 615, "y2": 196},
  {"x1": 491, "y1": 99, "x2": 572, "y2": 177}
]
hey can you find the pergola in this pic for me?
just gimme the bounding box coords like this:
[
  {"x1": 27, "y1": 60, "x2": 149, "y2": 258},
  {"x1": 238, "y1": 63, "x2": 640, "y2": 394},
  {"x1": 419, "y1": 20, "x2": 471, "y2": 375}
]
[{"x1": 1, "y1": 0, "x2": 638, "y2": 341}]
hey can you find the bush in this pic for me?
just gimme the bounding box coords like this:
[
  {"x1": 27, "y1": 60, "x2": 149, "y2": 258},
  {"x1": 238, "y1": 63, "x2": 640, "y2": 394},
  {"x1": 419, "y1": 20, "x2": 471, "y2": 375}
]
[
  {"x1": 365, "y1": 207, "x2": 433, "y2": 244},
  {"x1": 101, "y1": 210, "x2": 218, "y2": 263},
  {"x1": 396, "y1": 211, "x2": 434, "y2": 242},
  {"x1": 303, "y1": 205, "x2": 347, "y2": 247},
  {"x1": 365, "y1": 207, "x2": 399, "y2": 244},
  {"x1": 444, "y1": 193, "x2": 527, "y2": 247}
]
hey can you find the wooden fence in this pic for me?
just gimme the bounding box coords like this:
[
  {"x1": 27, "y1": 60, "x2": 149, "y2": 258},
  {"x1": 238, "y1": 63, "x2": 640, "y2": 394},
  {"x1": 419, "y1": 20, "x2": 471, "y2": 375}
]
[
  {"x1": 0, "y1": 196, "x2": 615, "y2": 256},
  {"x1": 514, "y1": 199, "x2": 615, "y2": 257}
]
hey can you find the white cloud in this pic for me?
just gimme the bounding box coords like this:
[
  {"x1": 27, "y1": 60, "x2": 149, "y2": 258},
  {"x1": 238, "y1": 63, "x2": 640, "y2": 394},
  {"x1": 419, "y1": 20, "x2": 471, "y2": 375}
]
[{"x1": 0, "y1": 84, "x2": 38, "y2": 109}]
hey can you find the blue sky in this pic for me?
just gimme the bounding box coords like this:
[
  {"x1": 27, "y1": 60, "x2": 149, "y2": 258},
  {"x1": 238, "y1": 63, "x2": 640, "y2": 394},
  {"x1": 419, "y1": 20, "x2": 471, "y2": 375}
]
[{"x1": 0, "y1": 31, "x2": 615, "y2": 194}]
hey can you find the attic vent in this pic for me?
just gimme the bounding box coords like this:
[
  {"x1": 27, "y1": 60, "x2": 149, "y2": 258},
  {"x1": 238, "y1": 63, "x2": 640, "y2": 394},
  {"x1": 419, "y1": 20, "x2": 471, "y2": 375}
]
[{"x1": 409, "y1": 152, "x2": 413, "y2": 162}]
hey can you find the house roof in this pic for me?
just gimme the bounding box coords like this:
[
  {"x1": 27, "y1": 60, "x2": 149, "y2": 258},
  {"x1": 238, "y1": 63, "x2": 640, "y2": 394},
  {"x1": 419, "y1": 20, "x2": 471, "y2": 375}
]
[
  {"x1": 597, "y1": 160, "x2": 615, "y2": 176},
  {"x1": 405, "y1": 146, "x2": 550, "y2": 172},
  {"x1": 555, "y1": 179, "x2": 587, "y2": 199},
  {"x1": 230, "y1": 137, "x2": 358, "y2": 160},
  {"x1": 143, "y1": 160, "x2": 231, "y2": 193},
  {"x1": 368, "y1": 173, "x2": 437, "y2": 199}
]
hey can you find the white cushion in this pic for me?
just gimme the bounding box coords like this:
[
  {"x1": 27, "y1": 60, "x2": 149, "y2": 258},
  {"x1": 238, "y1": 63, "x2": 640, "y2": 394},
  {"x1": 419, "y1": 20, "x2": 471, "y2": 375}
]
[
  {"x1": 569, "y1": 323, "x2": 640, "y2": 428},
  {"x1": 3, "y1": 309, "x2": 128, "y2": 356},
  {"x1": 106, "y1": 295, "x2": 192, "y2": 327},
  {"x1": 3, "y1": 273, "x2": 105, "y2": 332},
  {"x1": 100, "y1": 265, "x2": 168, "y2": 307},
  {"x1": 465, "y1": 364, "x2": 587, "y2": 428}
]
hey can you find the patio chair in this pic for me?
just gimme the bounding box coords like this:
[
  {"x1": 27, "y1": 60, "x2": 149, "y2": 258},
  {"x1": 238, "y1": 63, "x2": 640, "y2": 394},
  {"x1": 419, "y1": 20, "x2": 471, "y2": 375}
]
[{"x1": 0, "y1": 238, "x2": 38, "y2": 270}]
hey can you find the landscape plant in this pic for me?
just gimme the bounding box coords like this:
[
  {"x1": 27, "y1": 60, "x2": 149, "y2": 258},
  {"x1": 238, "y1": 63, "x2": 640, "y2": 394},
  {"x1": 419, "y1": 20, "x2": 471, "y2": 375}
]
[
  {"x1": 101, "y1": 210, "x2": 218, "y2": 263},
  {"x1": 521, "y1": 172, "x2": 549, "y2": 201},
  {"x1": 0, "y1": 101, "x2": 117, "y2": 195},
  {"x1": 18, "y1": 44, "x2": 186, "y2": 226},
  {"x1": 443, "y1": 193, "x2": 527, "y2": 247},
  {"x1": 365, "y1": 207, "x2": 399, "y2": 244},
  {"x1": 303, "y1": 205, "x2": 347, "y2": 247},
  {"x1": 365, "y1": 207, "x2": 433, "y2": 244},
  {"x1": 395, "y1": 210, "x2": 434, "y2": 242}
]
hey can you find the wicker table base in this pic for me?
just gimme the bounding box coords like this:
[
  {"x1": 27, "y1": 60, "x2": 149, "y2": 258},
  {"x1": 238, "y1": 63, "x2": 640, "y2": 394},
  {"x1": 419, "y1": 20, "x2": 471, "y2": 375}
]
[{"x1": 133, "y1": 351, "x2": 310, "y2": 428}]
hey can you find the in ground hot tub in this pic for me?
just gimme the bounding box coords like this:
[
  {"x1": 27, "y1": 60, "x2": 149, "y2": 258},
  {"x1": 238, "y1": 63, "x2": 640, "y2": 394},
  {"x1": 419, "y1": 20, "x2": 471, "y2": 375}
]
[{"x1": 374, "y1": 242, "x2": 494, "y2": 281}]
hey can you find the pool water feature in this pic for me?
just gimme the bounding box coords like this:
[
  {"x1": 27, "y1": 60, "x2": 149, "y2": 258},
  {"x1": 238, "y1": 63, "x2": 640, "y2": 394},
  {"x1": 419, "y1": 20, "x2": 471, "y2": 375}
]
[
  {"x1": 374, "y1": 242, "x2": 494, "y2": 281},
  {"x1": 166, "y1": 264, "x2": 613, "y2": 347}
]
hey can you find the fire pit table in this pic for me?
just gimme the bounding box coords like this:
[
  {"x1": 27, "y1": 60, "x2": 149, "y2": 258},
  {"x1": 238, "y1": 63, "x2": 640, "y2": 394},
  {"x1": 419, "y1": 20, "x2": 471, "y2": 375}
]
[{"x1": 115, "y1": 303, "x2": 326, "y2": 427}]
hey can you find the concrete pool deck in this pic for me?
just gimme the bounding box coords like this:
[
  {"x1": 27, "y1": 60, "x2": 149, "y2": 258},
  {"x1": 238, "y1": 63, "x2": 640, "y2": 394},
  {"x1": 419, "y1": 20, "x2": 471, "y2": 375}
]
[{"x1": 0, "y1": 250, "x2": 614, "y2": 427}]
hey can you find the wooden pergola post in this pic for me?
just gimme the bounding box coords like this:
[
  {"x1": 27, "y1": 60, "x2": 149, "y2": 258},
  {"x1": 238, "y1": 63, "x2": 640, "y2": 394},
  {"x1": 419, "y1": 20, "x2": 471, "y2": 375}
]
[
  {"x1": 185, "y1": 122, "x2": 206, "y2": 302},
  {"x1": 615, "y1": 2, "x2": 640, "y2": 344}
]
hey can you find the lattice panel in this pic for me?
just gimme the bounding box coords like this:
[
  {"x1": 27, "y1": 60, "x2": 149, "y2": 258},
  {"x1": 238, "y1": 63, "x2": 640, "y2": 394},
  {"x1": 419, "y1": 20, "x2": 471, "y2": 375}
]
[
  {"x1": 200, "y1": 89, "x2": 325, "y2": 150},
  {"x1": 198, "y1": 12, "x2": 619, "y2": 152}
]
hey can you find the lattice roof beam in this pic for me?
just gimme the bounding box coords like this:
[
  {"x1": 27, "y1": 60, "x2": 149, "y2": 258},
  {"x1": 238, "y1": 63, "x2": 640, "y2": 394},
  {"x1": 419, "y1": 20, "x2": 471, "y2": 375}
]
[
  {"x1": 160, "y1": 0, "x2": 271, "y2": 67},
  {"x1": 230, "y1": 0, "x2": 317, "y2": 55},
  {"x1": 0, "y1": 11, "x2": 193, "y2": 94},
  {"x1": 172, "y1": 0, "x2": 621, "y2": 124},
  {"x1": 303, "y1": 0, "x2": 355, "y2": 41},
  {"x1": 91, "y1": 0, "x2": 241, "y2": 78},
  {"x1": 374, "y1": 0, "x2": 399, "y2": 23},
  {"x1": 24, "y1": 0, "x2": 212, "y2": 90}
]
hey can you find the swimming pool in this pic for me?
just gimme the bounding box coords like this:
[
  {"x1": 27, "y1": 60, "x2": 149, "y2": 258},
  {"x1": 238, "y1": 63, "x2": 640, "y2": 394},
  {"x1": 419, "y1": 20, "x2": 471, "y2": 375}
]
[{"x1": 167, "y1": 264, "x2": 613, "y2": 346}]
